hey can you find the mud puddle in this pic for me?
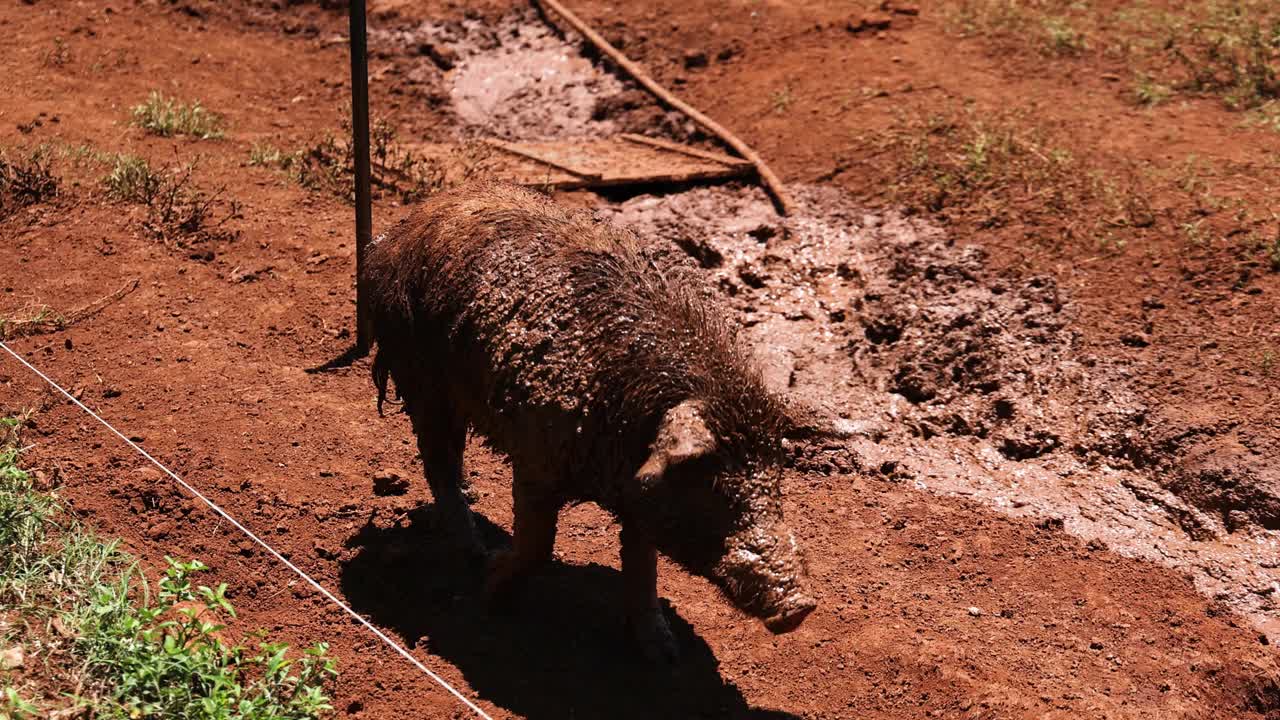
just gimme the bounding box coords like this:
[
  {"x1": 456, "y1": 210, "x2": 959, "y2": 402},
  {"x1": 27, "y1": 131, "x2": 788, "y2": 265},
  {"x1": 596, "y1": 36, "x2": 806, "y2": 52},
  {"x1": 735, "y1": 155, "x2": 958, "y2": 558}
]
[
  {"x1": 372, "y1": 11, "x2": 696, "y2": 142},
  {"x1": 598, "y1": 185, "x2": 1280, "y2": 638}
]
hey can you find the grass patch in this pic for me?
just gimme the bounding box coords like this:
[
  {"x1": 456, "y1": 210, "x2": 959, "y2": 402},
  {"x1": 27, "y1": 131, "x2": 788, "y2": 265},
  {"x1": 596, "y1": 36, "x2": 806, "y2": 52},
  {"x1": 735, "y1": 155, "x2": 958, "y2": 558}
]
[
  {"x1": 948, "y1": 0, "x2": 1091, "y2": 56},
  {"x1": 251, "y1": 117, "x2": 487, "y2": 204},
  {"x1": 874, "y1": 105, "x2": 1150, "y2": 239},
  {"x1": 102, "y1": 154, "x2": 238, "y2": 247},
  {"x1": 0, "y1": 148, "x2": 59, "y2": 219},
  {"x1": 130, "y1": 92, "x2": 225, "y2": 140},
  {"x1": 41, "y1": 37, "x2": 70, "y2": 68},
  {"x1": 946, "y1": 1, "x2": 1280, "y2": 109},
  {"x1": 1042, "y1": 15, "x2": 1087, "y2": 55},
  {"x1": 769, "y1": 85, "x2": 794, "y2": 114},
  {"x1": 248, "y1": 142, "x2": 304, "y2": 173},
  {"x1": 1247, "y1": 100, "x2": 1280, "y2": 131},
  {"x1": 0, "y1": 418, "x2": 337, "y2": 718},
  {"x1": 1134, "y1": 74, "x2": 1173, "y2": 106}
]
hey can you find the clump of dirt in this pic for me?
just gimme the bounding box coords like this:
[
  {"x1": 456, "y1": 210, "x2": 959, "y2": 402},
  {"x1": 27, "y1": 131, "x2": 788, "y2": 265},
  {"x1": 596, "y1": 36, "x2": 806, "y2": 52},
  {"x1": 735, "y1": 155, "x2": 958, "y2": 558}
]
[{"x1": 854, "y1": 239, "x2": 1084, "y2": 461}]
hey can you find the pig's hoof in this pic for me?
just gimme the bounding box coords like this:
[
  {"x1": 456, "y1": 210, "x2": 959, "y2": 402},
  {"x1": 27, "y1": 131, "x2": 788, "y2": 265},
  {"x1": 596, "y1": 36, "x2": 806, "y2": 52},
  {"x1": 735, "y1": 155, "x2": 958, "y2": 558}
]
[
  {"x1": 457, "y1": 530, "x2": 487, "y2": 567},
  {"x1": 442, "y1": 509, "x2": 486, "y2": 562},
  {"x1": 483, "y1": 550, "x2": 521, "y2": 605},
  {"x1": 627, "y1": 609, "x2": 679, "y2": 665}
]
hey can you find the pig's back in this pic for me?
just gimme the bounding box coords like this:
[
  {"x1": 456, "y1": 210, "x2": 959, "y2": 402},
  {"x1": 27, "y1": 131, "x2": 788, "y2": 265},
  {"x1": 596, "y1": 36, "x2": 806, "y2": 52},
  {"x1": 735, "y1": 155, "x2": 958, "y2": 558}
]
[{"x1": 368, "y1": 182, "x2": 771, "y2": 497}]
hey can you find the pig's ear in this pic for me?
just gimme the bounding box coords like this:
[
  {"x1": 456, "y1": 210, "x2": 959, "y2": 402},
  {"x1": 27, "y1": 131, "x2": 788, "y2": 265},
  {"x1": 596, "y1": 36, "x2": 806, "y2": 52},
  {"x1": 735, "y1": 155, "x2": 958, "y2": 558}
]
[
  {"x1": 635, "y1": 400, "x2": 717, "y2": 491},
  {"x1": 780, "y1": 398, "x2": 857, "y2": 441}
]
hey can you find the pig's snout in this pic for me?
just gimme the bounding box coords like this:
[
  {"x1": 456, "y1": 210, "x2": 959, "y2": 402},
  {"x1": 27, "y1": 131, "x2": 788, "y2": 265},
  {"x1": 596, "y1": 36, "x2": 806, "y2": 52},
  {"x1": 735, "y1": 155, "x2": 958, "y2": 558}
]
[
  {"x1": 716, "y1": 523, "x2": 816, "y2": 633},
  {"x1": 763, "y1": 591, "x2": 817, "y2": 634}
]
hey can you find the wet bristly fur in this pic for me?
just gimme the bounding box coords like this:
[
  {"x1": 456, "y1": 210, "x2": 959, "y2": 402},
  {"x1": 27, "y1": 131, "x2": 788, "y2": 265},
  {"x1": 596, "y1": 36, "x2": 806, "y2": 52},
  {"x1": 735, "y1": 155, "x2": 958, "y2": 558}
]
[
  {"x1": 363, "y1": 182, "x2": 817, "y2": 623},
  {"x1": 365, "y1": 181, "x2": 790, "y2": 506}
]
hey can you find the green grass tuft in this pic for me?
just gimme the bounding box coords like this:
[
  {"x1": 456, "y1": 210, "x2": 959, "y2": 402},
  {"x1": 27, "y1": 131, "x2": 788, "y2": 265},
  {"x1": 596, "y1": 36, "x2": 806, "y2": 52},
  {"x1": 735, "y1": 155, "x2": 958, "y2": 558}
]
[
  {"x1": 130, "y1": 92, "x2": 225, "y2": 140},
  {"x1": 1133, "y1": 74, "x2": 1173, "y2": 106},
  {"x1": 947, "y1": 0, "x2": 1280, "y2": 110},
  {"x1": 101, "y1": 154, "x2": 237, "y2": 244},
  {"x1": 0, "y1": 419, "x2": 337, "y2": 718},
  {"x1": 102, "y1": 153, "x2": 159, "y2": 203}
]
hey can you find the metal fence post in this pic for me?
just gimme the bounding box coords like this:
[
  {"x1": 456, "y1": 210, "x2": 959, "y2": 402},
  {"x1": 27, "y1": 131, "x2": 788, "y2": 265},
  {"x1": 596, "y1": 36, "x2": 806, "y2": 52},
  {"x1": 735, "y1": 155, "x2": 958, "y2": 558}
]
[{"x1": 350, "y1": 0, "x2": 373, "y2": 354}]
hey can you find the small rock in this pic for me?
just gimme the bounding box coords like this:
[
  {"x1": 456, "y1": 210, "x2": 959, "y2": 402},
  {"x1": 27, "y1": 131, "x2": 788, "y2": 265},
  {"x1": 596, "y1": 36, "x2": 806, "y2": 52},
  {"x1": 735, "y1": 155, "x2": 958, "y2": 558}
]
[
  {"x1": 847, "y1": 12, "x2": 892, "y2": 33},
  {"x1": 416, "y1": 41, "x2": 457, "y2": 70},
  {"x1": 967, "y1": 606, "x2": 983, "y2": 617},
  {"x1": 682, "y1": 49, "x2": 708, "y2": 69},
  {"x1": 1119, "y1": 332, "x2": 1150, "y2": 347},
  {"x1": 373, "y1": 469, "x2": 410, "y2": 496},
  {"x1": 145, "y1": 521, "x2": 174, "y2": 540},
  {"x1": 1, "y1": 645, "x2": 24, "y2": 669},
  {"x1": 313, "y1": 540, "x2": 339, "y2": 560},
  {"x1": 747, "y1": 224, "x2": 779, "y2": 242}
]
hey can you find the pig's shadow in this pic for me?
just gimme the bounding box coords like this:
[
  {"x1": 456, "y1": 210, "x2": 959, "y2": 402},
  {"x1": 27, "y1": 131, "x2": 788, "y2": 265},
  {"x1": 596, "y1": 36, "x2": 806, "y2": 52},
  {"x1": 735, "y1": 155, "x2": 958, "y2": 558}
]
[{"x1": 339, "y1": 507, "x2": 800, "y2": 720}]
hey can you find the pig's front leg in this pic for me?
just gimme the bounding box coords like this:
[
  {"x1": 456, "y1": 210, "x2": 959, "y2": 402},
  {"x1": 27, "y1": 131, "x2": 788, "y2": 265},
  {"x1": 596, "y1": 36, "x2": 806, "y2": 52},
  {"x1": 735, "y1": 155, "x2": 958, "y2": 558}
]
[
  {"x1": 485, "y1": 477, "x2": 559, "y2": 601},
  {"x1": 621, "y1": 524, "x2": 678, "y2": 663}
]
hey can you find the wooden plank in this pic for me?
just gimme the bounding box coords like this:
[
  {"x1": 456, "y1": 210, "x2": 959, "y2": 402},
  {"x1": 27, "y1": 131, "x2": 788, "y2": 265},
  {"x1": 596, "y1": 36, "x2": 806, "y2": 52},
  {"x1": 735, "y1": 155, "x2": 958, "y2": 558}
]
[
  {"x1": 402, "y1": 137, "x2": 753, "y2": 192},
  {"x1": 619, "y1": 133, "x2": 753, "y2": 168},
  {"x1": 482, "y1": 139, "x2": 603, "y2": 181}
]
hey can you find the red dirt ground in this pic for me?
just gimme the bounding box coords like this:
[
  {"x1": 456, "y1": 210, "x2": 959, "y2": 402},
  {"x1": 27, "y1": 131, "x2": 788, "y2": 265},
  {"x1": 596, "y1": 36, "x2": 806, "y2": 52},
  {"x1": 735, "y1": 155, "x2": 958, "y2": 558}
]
[{"x1": 3, "y1": 1, "x2": 1280, "y2": 718}]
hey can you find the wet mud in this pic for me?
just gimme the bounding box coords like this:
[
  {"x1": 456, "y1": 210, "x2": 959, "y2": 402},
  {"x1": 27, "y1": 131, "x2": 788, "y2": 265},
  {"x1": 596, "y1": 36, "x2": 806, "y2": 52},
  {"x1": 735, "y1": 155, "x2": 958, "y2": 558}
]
[{"x1": 601, "y1": 184, "x2": 1280, "y2": 638}]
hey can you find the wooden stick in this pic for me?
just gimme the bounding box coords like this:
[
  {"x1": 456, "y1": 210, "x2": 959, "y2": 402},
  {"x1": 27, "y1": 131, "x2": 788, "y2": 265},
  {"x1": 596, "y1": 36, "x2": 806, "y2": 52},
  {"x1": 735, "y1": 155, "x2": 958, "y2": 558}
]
[
  {"x1": 482, "y1": 138, "x2": 604, "y2": 181},
  {"x1": 1, "y1": 279, "x2": 140, "y2": 340},
  {"x1": 619, "y1": 133, "x2": 752, "y2": 168},
  {"x1": 533, "y1": 0, "x2": 795, "y2": 216}
]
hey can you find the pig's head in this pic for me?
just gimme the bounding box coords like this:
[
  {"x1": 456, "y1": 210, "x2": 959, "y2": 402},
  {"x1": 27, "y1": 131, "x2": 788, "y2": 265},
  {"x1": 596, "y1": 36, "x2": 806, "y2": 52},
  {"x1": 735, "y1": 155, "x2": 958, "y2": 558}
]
[{"x1": 627, "y1": 398, "x2": 849, "y2": 633}]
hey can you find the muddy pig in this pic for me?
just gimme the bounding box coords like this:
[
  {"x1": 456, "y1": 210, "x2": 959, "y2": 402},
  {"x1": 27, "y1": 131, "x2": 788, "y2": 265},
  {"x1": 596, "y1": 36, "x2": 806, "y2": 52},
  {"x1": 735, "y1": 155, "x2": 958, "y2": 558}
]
[{"x1": 365, "y1": 181, "x2": 849, "y2": 661}]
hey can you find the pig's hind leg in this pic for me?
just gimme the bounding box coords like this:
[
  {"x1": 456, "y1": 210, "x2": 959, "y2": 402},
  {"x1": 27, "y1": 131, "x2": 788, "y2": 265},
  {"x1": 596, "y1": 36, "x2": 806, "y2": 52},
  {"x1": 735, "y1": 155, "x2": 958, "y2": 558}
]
[
  {"x1": 410, "y1": 400, "x2": 485, "y2": 562},
  {"x1": 484, "y1": 473, "x2": 559, "y2": 602}
]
